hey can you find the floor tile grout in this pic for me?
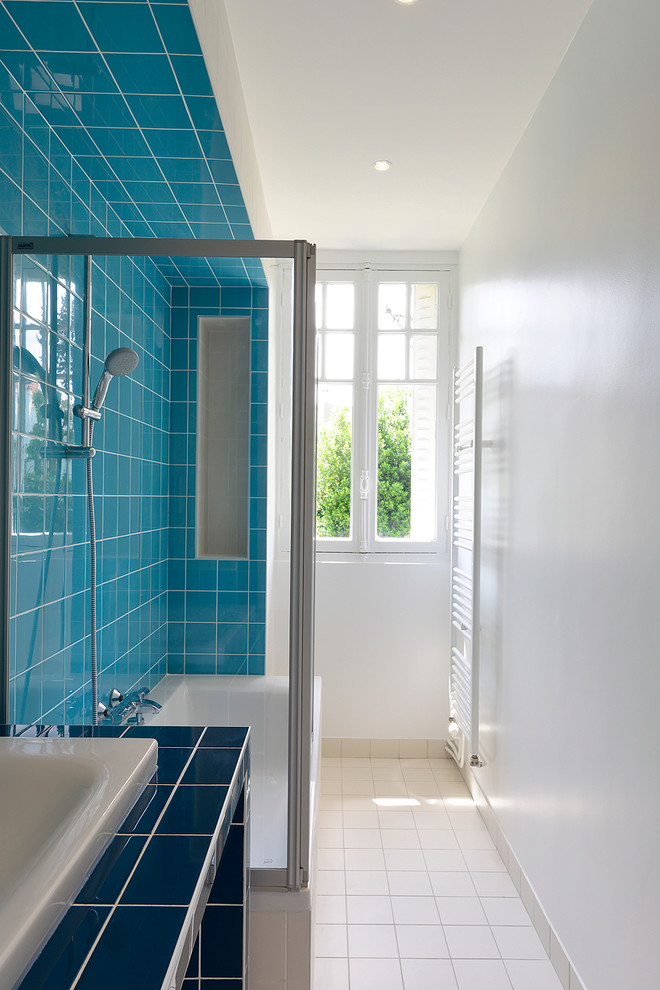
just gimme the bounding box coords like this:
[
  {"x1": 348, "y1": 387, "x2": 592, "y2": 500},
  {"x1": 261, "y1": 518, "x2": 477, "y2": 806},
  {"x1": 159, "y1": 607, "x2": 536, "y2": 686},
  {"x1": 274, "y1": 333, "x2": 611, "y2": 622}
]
[{"x1": 314, "y1": 756, "x2": 565, "y2": 990}]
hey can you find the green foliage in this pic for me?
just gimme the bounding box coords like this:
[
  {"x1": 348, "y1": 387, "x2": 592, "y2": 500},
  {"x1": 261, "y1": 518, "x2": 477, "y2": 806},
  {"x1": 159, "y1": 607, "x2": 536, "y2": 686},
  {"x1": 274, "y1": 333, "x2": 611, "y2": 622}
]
[
  {"x1": 377, "y1": 387, "x2": 411, "y2": 538},
  {"x1": 315, "y1": 387, "x2": 412, "y2": 540},
  {"x1": 316, "y1": 406, "x2": 352, "y2": 538}
]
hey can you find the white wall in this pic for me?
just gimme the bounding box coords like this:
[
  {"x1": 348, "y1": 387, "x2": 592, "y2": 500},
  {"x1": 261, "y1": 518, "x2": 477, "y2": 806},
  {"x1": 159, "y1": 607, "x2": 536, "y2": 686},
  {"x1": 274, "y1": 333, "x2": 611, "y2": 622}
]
[
  {"x1": 189, "y1": 0, "x2": 272, "y2": 239},
  {"x1": 459, "y1": 1, "x2": 660, "y2": 988},
  {"x1": 314, "y1": 561, "x2": 449, "y2": 740}
]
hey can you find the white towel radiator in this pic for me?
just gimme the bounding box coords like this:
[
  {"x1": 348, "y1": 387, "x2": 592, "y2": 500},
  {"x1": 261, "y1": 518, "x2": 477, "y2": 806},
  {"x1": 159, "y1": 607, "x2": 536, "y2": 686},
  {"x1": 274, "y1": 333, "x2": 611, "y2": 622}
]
[{"x1": 446, "y1": 346, "x2": 485, "y2": 769}]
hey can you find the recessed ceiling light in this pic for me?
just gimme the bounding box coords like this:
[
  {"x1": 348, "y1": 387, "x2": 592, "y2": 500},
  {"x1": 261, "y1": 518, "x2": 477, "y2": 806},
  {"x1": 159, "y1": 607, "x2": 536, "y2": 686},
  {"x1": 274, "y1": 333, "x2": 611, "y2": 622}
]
[
  {"x1": 395, "y1": 0, "x2": 418, "y2": 5},
  {"x1": 373, "y1": 160, "x2": 392, "y2": 171}
]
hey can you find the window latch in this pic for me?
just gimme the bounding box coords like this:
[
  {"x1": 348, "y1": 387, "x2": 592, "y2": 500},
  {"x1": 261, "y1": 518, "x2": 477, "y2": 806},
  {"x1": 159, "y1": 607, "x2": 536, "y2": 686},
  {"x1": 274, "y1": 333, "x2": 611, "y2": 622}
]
[{"x1": 360, "y1": 470, "x2": 369, "y2": 498}]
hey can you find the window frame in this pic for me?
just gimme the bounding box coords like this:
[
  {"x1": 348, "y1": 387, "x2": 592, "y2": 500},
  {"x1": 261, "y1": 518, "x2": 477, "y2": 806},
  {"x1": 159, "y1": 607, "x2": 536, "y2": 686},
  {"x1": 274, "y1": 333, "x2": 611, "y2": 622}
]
[{"x1": 314, "y1": 264, "x2": 453, "y2": 558}]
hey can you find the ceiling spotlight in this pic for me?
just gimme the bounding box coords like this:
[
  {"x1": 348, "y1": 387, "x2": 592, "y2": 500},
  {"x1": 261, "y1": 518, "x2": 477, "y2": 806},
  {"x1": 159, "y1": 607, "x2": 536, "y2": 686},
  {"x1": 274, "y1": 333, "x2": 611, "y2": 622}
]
[
  {"x1": 395, "y1": 0, "x2": 418, "y2": 5},
  {"x1": 373, "y1": 160, "x2": 392, "y2": 171}
]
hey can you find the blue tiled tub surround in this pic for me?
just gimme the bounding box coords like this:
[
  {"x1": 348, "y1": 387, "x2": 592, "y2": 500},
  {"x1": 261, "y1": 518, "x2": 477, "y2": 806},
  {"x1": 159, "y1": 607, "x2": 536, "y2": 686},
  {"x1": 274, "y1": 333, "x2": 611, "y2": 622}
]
[
  {"x1": 10, "y1": 724, "x2": 250, "y2": 990},
  {"x1": 168, "y1": 286, "x2": 268, "y2": 677},
  {"x1": 10, "y1": 247, "x2": 171, "y2": 727},
  {"x1": 1, "y1": 0, "x2": 268, "y2": 729}
]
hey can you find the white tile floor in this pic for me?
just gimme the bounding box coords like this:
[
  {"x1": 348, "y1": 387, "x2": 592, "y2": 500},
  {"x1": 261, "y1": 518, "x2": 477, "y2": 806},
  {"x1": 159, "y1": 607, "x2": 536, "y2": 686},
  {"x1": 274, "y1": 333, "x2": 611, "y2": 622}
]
[{"x1": 314, "y1": 756, "x2": 564, "y2": 990}]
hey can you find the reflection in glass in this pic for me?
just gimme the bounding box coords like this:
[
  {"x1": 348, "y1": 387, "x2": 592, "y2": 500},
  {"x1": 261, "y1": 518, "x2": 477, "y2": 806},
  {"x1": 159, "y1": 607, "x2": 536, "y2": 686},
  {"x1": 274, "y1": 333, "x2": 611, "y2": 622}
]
[{"x1": 378, "y1": 283, "x2": 406, "y2": 330}]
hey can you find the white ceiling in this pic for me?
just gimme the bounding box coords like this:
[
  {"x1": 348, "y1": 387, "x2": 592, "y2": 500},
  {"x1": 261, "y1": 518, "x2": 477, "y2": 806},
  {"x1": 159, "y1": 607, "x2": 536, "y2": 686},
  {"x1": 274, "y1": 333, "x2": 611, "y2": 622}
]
[{"x1": 222, "y1": 0, "x2": 593, "y2": 252}]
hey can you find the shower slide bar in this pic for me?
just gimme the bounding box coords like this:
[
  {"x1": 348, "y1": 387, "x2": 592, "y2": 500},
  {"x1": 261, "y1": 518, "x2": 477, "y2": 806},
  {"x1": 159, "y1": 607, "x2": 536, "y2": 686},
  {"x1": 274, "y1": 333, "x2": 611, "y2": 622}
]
[
  {"x1": 446, "y1": 346, "x2": 485, "y2": 769},
  {"x1": 0, "y1": 235, "x2": 316, "y2": 893}
]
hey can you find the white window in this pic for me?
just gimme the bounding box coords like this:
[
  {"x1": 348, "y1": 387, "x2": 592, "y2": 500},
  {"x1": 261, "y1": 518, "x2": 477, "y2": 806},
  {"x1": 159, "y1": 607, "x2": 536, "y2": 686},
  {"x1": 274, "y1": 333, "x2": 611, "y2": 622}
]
[{"x1": 315, "y1": 267, "x2": 452, "y2": 555}]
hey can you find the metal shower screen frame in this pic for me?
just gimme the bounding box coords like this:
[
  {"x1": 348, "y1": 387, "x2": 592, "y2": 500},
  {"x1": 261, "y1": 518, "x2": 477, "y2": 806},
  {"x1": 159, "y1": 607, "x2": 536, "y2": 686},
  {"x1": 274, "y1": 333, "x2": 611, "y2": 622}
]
[{"x1": 0, "y1": 235, "x2": 317, "y2": 892}]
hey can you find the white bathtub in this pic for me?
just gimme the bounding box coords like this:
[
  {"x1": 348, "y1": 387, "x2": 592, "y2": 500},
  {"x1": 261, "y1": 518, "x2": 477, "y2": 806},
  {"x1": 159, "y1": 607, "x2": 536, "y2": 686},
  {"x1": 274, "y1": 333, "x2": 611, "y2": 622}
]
[{"x1": 145, "y1": 674, "x2": 321, "y2": 877}]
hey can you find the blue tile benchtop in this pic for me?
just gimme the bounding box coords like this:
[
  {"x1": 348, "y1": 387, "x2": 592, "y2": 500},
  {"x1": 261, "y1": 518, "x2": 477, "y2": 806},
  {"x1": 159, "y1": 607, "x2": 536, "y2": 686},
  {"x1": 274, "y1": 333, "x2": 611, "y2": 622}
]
[{"x1": 1, "y1": 723, "x2": 250, "y2": 990}]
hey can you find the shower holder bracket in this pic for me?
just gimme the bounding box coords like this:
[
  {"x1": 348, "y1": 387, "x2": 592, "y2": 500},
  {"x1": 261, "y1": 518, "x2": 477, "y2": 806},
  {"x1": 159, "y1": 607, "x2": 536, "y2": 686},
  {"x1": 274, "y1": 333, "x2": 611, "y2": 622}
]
[
  {"x1": 73, "y1": 404, "x2": 102, "y2": 421},
  {"x1": 41, "y1": 444, "x2": 95, "y2": 460}
]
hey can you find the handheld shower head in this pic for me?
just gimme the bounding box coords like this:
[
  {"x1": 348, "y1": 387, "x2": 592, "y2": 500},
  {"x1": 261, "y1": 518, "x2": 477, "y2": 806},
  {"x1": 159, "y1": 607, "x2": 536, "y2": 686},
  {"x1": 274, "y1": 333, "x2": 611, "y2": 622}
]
[{"x1": 91, "y1": 347, "x2": 139, "y2": 411}]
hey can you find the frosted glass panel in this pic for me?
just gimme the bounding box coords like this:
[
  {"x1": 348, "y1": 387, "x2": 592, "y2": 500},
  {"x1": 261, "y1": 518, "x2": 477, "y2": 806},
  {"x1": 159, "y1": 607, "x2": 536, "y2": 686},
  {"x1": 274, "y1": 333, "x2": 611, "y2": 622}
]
[{"x1": 196, "y1": 316, "x2": 250, "y2": 558}]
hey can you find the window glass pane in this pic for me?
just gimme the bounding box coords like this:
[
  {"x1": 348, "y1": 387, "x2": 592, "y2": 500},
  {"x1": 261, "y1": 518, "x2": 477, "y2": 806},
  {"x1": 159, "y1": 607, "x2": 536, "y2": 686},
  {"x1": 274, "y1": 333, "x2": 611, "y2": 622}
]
[
  {"x1": 325, "y1": 283, "x2": 354, "y2": 329},
  {"x1": 316, "y1": 383, "x2": 353, "y2": 539},
  {"x1": 409, "y1": 384, "x2": 436, "y2": 541},
  {"x1": 324, "y1": 332, "x2": 354, "y2": 380},
  {"x1": 410, "y1": 334, "x2": 437, "y2": 379},
  {"x1": 315, "y1": 283, "x2": 323, "y2": 329},
  {"x1": 377, "y1": 385, "x2": 411, "y2": 538},
  {"x1": 411, "y1": 283, "x2": 438, "y2": 329},
  {"x1": 377, "y1": 333, "x2": 406, "y2": 380},
  {"x1": 378, "y1": 283, "x2": 406, "y2": 330},
  {"x1": 376, "y1": 384, "x2": 436, "y2": 541}
]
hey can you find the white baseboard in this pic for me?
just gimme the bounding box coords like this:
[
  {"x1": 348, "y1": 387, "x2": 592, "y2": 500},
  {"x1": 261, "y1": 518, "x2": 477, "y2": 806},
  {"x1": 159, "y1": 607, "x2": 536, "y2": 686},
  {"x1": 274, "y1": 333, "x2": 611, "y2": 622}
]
[
  {"x1": 461, "y1": 764, "x2": 587, "y2": 990},
  {"x1": 322, "y1": 737, "x2": 448, "y2": 759}
]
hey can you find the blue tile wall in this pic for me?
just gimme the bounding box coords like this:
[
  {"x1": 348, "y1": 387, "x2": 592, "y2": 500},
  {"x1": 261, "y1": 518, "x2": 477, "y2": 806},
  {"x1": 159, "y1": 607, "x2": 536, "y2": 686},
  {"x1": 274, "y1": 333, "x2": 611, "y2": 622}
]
[
  {"x1": 168, "y1": 286, "x2": 268, "y2": 676},
  {"x1": 1, "y1": 1, "x2": 268, "y2": 725}
]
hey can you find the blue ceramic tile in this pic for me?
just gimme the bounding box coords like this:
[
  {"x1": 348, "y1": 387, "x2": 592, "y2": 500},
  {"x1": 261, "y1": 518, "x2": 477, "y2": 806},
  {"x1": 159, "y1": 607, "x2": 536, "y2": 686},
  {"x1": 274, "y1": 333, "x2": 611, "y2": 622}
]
[
  {"x1": 216, "y1": 654, "x2": 247, "y2": 676},
  {"x1": 197, "y1": 129, "x2": 231, "y2": 159},
  {"x1": 200, "y1": 905, "x2": 243, "y2": 978},
  {"x1": 120, "y1": 834, "x2": 210, "y2": 905},
  {"x1": 182, "y1": 747, "x2": 240, "y2": 786},
  {"x1": 7, "y1": 1, "x2": 95, "y2": 52},
  {"x1": 38, "y1": 52, "x2": 118, "y2": 93},
  {"x1": 116, "y1": 783, "x2": 174, "y2": 834},
  {"x1": 152, "y1": 4, "x2": 201, "y2": 56},
  {"x1": 79, "y1": 3, "x2": 164, "y2": 55},
  {"x1": 76, "y1": 834, "x2": 147, "y2": 905},
  {"x1": 126, "y1": 93, "x2": 190, "y2": 130},
  {"x1": 198, "y1": 726, "x2": 248, "y2": 749},
  {"x1": 74, "y1": 906, "x2": 186, "y2": 990},
  {"x1": 156, "y1": 745, "x2": 191, "y2": 784},
  {"x1": 185, "y1": 591, "x2": 215, "y2": 622},
  {"x1": 16, "y1": 905, "x2": 111, "y2": 990},
  {"x1": 216, "y1": 623, "x2": 247, "y2": 656},
  {"x1": 184, "y1": 654, "x2": 215, "y2": 675},
  {"x1": 156, "y1": 784, "x2": 228, "y2": 835},
  {"x1": 123, "y1": 724, "x2": 203, "y2": 748},
  {"x1": 185, "y1": 96, "x2": 223, "y2": 131},
  {"x1": 217, "y1": 592, "x2": 248, "y2": 624},
  {"x1": 104, "y1": 52, "x2": 176, "y2": 95},
  {"x1": 86, "y1": 126, "x2": 152, "y2": 159},
  {"x1": 141, "y1": 126, "x2": 201, "y2": 158},
  {"x1": 185, "y1": 621, "x2": 215, "y2": 654},
  {"x1": 170, "y1": 55, "x2": 213, "y2": 97},
  {"x1": 208, "y1": 823, "x2": 244, "y2": 904},
  {"x1": 0, "y1": 7, "x2": 29, "y2": 51},
  {"x1": 167, "y1": 180, "x2": 219, "y2": 206}
]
